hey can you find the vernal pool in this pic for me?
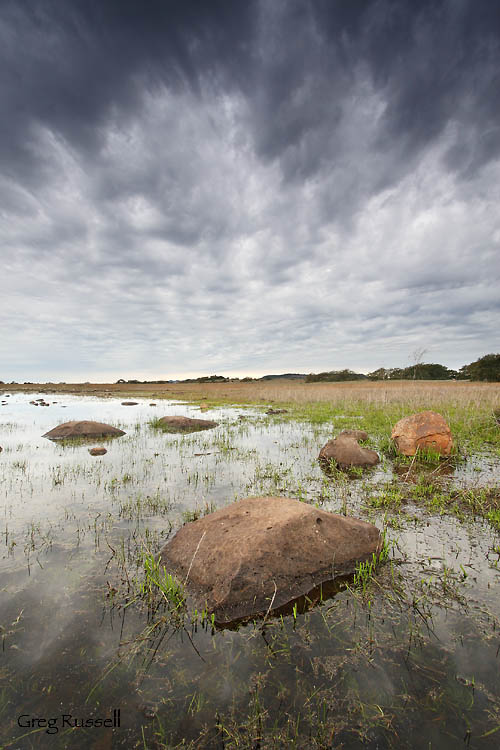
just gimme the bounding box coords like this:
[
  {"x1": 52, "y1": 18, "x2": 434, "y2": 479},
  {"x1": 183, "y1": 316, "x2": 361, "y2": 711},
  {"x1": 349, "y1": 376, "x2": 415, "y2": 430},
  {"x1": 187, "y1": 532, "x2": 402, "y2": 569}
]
[{"x1": 0, "y1": 393, "x2": 499, "y2": 749}]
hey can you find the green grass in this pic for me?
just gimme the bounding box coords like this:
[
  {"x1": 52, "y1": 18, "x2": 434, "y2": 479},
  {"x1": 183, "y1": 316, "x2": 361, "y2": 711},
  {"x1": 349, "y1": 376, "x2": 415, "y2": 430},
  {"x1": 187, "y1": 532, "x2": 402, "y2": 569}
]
[{"x1": 141, "y1": 553, "x2": 185, "y2": 610}]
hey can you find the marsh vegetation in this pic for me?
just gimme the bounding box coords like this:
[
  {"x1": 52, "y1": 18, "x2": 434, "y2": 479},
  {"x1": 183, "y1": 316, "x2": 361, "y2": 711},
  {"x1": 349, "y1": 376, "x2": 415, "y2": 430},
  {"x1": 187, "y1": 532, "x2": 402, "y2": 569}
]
[{"x1": 0, "y1": 382, "x2": 499, "y2": 748}]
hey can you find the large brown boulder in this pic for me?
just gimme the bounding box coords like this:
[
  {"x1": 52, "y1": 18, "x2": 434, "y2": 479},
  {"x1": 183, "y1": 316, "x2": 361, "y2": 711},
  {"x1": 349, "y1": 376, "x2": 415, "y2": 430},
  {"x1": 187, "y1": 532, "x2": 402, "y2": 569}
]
[
  {"x1": 160, "y1": 496, "x2": 381, "y2": 624},
  {"x1": 156, "y1": 416, "x2": 218, "y2": 432},
  {"x1": 391, "y1": 411, "x2": 452, "y2": 456},
  {"x1": 319, "y1": 431, "x2": 379, "y2": 469},
  {"x1": 42, "y1": 421, "x2": 126, "y2": 440}
]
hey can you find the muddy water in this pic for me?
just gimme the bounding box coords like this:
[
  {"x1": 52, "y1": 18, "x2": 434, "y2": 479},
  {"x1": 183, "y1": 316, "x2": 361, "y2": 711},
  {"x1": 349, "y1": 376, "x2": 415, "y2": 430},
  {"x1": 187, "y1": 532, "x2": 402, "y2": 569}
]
[{"x1": 0, "y1": 394, "x2": 499, "y2": 749}]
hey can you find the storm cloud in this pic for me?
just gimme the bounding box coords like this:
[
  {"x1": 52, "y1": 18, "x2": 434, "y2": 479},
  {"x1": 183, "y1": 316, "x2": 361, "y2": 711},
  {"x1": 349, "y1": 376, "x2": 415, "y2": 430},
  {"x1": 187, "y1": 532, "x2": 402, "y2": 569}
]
[{"x1": 1, "y1": 0, "x2": 499, "y2": 380}]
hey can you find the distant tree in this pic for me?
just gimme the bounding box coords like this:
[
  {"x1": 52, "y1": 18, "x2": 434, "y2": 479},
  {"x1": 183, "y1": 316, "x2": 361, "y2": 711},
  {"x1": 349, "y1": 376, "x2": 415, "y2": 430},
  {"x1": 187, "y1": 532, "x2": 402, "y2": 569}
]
[
  {"x1": 410, "y1": 363, "x2": 457, "y2": 380},
  {"x1": 305, "y1": 369, "x2": 367, "y2": 383},
  {"x1": 367, "y1": 368, "x2": 392, "y2": 380},
  {"x1": 410, "y1": 347, "x2": 427, "y2": 379},
  {"x1": 369, "y1": 363, "x2": 456, "y2": 380},
  {"x1": 460, "y1": 353, "x2": 500, "y2": 381},
  {"x1": 389, "y1": 368, "x2": 405, "y2": 379}
]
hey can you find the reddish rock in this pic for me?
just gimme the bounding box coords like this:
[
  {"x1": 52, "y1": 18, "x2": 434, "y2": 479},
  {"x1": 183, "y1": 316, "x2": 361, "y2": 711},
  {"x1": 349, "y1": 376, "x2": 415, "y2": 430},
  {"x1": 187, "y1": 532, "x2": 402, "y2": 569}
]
[
  {"x1": 319, "y1": 432, "x2": 379, "y2": 469},
  {"x1": 391, "y1": 411, "x2": 453, "y2": 456},
  {"x1": 157, "y1": 416, "x2": 218, "y2": 432},
  {"x1": 89, "y1": 447, "x2": 107, "y2": 456},
  {"x1": 42, "y1": 421, "x2": 126, "y2": 440},
  {"x1": 160, "y1": 496, "x2": 381, "y2": 624}
]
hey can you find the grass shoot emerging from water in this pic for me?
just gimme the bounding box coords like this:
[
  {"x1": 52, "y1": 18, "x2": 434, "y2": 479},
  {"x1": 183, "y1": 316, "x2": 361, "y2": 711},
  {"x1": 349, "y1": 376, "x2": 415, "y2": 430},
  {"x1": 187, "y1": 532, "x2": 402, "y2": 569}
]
[{"x1": 141, "y1": 553, "x2": 185, "y2": 611}]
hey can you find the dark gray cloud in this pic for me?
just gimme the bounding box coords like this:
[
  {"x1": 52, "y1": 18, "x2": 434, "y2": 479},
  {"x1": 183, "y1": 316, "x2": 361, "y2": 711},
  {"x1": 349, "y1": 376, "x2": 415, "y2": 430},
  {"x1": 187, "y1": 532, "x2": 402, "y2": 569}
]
[{"x1": 1, "y1": 0, "x2": 499, "y2": 380}]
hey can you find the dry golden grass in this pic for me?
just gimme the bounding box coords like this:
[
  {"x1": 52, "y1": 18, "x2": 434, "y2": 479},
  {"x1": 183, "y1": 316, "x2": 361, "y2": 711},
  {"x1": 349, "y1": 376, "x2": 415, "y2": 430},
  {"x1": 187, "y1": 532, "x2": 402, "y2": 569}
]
[{"x1": 6, "y1": 379, "x2": 500, "y2": 409}]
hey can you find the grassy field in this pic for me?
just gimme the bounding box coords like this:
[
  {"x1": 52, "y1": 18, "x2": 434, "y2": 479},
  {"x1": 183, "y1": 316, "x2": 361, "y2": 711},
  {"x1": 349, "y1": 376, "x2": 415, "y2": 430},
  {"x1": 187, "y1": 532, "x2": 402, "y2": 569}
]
[{"x1": 7, "y1": 377, "x2": 500, "y2": 407}]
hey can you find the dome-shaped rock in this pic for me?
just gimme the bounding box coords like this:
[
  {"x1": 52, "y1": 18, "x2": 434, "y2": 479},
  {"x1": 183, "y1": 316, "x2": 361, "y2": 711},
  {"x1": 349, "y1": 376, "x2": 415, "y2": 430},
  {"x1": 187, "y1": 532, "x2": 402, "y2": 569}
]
[
  {"x1": 156, "y1": 416, "x2": 218, "y2": 433},
  {"x1": 160, "y1": 496, "x2": 381, "y2": 625},
  {"x1": 121, "y1": 401, "x2": 138, "y2": 406},
  {"x1": 319, "y1": 432, "x2": 379, "y2": 469},
  {"x1": 42, "y1": 421, "x2": 126, "y2": 440},
  {"x1": 391, "y1": 411, "x2": 452, "y2": 456}
]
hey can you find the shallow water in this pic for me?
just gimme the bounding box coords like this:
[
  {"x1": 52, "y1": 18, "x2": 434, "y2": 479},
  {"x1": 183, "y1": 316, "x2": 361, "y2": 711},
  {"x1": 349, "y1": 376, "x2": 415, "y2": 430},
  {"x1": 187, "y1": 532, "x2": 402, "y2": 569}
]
[{"x1": 0, "y1": 393, "x2": 499, "y2": 748}]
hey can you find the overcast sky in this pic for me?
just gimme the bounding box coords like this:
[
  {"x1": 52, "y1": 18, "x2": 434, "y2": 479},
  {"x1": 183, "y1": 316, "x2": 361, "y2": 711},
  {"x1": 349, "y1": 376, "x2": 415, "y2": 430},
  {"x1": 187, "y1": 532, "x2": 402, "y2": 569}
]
[{"x1": 1, "y1": 0, "x2": 499, "y2": 381}]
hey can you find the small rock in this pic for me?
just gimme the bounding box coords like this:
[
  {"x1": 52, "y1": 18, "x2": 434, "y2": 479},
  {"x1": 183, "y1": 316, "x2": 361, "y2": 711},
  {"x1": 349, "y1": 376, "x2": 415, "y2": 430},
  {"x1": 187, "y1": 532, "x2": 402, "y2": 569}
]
[
  {"x1": 338, "y1": 429, "x2": 368, "y2": 441},
  {"x1": 266, "y1": 408, "x2": 288, "y2": 415},
  {"x1": 89, "y1": 447, "x2": 107, "y2": 456},
  {"x1": 121, "y1": 401, "x2": 138, "y2": 406},
  {"x1": 319, "y1": 433, "x2": 379, "y2": 469},
  {"x1": 156, "y1": 416, "x2": 218, "y2": 433},
  {"x1": 149, "y1": 403, "x2": 157, "y2": 406}
]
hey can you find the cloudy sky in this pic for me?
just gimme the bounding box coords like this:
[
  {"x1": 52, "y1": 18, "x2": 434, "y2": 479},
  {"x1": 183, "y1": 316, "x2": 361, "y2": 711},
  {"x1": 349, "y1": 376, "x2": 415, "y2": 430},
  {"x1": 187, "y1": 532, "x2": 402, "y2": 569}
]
[{"x1": 1, "y1": 0, "x2": 499, "y2": 381}]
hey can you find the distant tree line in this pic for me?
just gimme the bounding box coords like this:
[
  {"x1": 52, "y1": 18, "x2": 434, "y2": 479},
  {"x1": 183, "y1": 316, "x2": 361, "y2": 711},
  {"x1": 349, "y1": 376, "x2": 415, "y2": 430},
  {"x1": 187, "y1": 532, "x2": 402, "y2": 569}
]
[
  {"x1": 305, "y1": 354, "x2": 500, "y2": 383},
  {"x1": 112, "y1": 354, "x2": 500, "y2": 385},
  {"x1": 305, "y1": 369, "x2": 367, "y2": 382},
  {"x1": 115, "y1": 373, "x2": 306, "y2": 384}
]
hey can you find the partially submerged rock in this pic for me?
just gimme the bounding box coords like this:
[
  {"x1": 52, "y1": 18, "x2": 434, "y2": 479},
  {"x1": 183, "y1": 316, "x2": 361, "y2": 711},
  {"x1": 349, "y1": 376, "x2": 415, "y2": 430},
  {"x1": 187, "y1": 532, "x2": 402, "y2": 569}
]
[
  {"x1": 160, "y1": 496, "x2": 381, "y2": 625},
  {"x1": 42, "y1": 421, "x2": 126, "y2": 440},
  {"x1": 89, "y1": 446, "x2": 107, "y2": 456},
  {"x1": 391, "y1": 411, "x2": 452, "y2": 456},
  {"x1": 337, "y1": 429, "x2": 368, "y2": 441},
  {"x1": 121, "y1": 401, "x2": 138, "y2": 406},
  {"x1": 266, "y1": 408, "x2": 288, "y2": 415},
  {"x1": 156, "y1": 416, "x2": 218, "y2": 433},
  {"x1": 319, "y1": 431, "x2": 379, "y2": 469}
]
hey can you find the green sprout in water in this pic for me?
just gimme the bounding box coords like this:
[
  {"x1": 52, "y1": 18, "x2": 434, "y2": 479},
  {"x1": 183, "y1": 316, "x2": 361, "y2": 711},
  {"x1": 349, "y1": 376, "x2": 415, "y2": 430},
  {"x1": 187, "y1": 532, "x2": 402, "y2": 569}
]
[
  {"x1": 141, "y1": 553, "x2": 185, "y2": 610},
  {"x1": 352, "y1": 532, "x2": 390, "y2": 594}
]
